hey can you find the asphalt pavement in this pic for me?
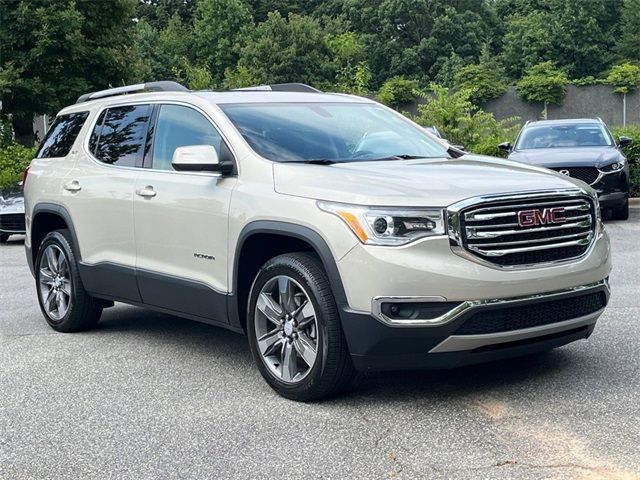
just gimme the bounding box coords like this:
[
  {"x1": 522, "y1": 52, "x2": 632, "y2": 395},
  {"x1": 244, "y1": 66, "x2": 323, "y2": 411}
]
[{"x1": 1, "y1": 207, "x2": 639, "y2": 479}]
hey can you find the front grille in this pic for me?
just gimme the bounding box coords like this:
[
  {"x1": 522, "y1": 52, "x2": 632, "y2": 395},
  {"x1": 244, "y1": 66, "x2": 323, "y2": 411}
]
[
  {"x1": 455, "y1": 291, "x2": 607, "y2": 335},
  {"x1": 0, "y1": 213, "x2": 26, "y2": 232},
  {"x1": 550, "y1": 167, "x2": 600, "y2": 185},
  {"x1": 458, "y1": 195, "x2": 596, "y2": 267}
]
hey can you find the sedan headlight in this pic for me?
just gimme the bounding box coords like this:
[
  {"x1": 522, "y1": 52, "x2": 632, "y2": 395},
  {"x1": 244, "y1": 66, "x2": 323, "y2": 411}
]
[{"x1": 318, "y1": 201, "x2": 446, "y2": 246}]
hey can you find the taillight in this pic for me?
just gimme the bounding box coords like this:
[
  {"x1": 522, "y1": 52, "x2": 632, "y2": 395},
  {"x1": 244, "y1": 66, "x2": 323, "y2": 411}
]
[{"x1": 21, "y1": 164, "x2": 31, "y2": 188}]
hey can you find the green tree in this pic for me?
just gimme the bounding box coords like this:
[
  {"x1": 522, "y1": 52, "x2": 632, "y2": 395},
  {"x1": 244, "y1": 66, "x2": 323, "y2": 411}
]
[
  {"x1": 135, "y1": 14, "x2": 193, "y2": 82},
  {"x1": 606, "y1": 63, "x2": 640, "y2": 126},
  {"x1": 193, "y1": 0, "x2": 253, "y2": 84},
  {"x1": 0, "y1": 0, "x2": 140, "y2": 145},
  {"x1": 327, "y1": 32, "x2": 370, "y2": 94},
  {"x1": 517, "y1": 61, "x2": 569, "y2": 120},
  {"x1": 376, "y1": 77, "x2": 421, "y2": 109},
  {"x1": 501, "y1": 11, "x2": 555, "y2": 78},
  {"x1": 615, "y1": 0, "x2": 640, "y2": 62},
  {"x1": 413, "y1": 84, "x2": 519, "y2": 157},
  {"x1": 499, "y1": 0, "x2": 621, "y2": 79},
  {"x1": 228, "y1": 12, "x2": 333, "y2": 87},
  {"x1": 453, "y1": 63, "x2": 507, "y2": 105}
]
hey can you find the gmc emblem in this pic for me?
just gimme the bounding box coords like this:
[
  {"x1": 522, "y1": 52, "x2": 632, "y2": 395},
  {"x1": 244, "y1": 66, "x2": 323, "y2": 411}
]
[{"x1": 517, "y1": 207, "x2": 566, "y2": 227}]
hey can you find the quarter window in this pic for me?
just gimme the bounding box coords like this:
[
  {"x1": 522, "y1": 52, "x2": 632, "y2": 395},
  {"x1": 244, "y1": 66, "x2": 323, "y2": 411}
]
[
  {"x1": 152, "y1": 105, "x2": 223, "y2": 171},
  {"x1": 90, "y1": 105, "x2": 151, "y2": 167},
  {"x1": 36, "y1": 112, "x2": 89, "y2": 158}
]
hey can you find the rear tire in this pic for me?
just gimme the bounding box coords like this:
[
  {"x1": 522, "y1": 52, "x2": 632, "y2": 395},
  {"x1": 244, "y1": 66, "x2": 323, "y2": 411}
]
[
  {"x1": 35, "y1": 230, "x2": 102, "y2": 332},
  {"x1": 612, "y1": 200, "x2": 629, "y2": 221},
  {"x1": 247, "y1": 252, "x2": 355, "y2": 401},
  {"x1": 0, "y1": 233, "x2": 9, "y2": 243}
]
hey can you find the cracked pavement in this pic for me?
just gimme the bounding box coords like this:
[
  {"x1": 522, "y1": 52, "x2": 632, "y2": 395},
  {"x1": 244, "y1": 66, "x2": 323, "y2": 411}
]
[{"x1": 1, "y1": 207, "x2": 639, "y2": 479}]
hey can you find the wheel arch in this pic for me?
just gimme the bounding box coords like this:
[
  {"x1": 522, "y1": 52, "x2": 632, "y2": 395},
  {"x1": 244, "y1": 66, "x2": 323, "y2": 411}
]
[
  {"x1": 29, "y1": 203, "x2": 81, "y2": 276},
  {"x1": 230, "y1": 221, "x2": 349, "y2": 333}
]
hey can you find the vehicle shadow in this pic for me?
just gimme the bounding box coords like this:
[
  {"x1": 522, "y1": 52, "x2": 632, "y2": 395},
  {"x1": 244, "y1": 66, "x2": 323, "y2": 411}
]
[{"x1": 96, "y1": 304, "x2": 577, "y2": 404}]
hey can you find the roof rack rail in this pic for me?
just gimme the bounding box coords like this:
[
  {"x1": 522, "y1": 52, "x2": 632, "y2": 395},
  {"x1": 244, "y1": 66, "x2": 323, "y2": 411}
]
[
  {"x1": 233, "y1": 83, "x2": 322, "y2": 93},
  {"x1": 76, "y1": 81, "x2": 189, "y2": 104}
]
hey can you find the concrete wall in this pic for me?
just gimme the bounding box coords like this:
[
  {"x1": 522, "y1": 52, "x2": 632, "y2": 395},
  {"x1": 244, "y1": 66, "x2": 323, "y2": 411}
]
[
  {"x1": 402, "y1": 85, "x2": 640, "y2": 127},
  {"x1": 484, "y1": 85, "x2": 640, "y2": 126}
]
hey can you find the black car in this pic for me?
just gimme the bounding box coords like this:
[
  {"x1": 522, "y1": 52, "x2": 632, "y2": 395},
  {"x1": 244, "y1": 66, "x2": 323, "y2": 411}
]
[
  {"x1": 0, "y1": 185, "x2": 26, "y2": 242},
  {"x1": 499, "y1": 118, "x2": 631, "y2": 220}
]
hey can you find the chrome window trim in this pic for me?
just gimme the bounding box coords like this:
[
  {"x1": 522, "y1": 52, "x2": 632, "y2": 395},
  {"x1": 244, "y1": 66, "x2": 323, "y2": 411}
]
[
  {"x1": 371, "y1": 279, "x2": 608, "y2": 328},
  {"x1": 81, "y1": 100, "x2": 239, "y2": 178},
  {"x1": 447, "y1": 188, "x2": 600, "y2": 270}
]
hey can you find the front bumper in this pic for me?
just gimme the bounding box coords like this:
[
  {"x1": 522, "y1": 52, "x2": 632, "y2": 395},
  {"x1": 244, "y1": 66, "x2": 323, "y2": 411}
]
[
  {"x1": 593, "y1": 170, "x2": 629, "y2": 208},
  {"x1": 342, "y1": 280, "x2": 609, "y2": 371},
  {"x1": 0, "y1": 213, "x2": 26, "y2": 235}
]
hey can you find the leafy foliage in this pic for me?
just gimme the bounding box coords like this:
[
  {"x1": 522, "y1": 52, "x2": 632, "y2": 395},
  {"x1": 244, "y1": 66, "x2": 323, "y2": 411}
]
[
  {"x1": 606, "y1": 63, "x2": 640, "y2": 94},
  {"x1": 614, "y1": 0, "x2": 640, "y2": 62},
  {"x1": 0, "y1": 144, "x2": 36, "y2": 189},
  {"x1": 376, "y1": 77, "x2": 421, "y2": 108},
  {"x1": 413, "y1": 84, "x2": 520, "y2": 157},
  {"x1": 193, "y1": 0, "x2": 253, "y2": 85},
  {"x1": 453, "y1": 63, "x2": 507, "y2": 105},
  {"x1": 610, "y1": 125, "x2": 640, "y2": 197},
  {"x1": 229, "y1": 12, "x2": 333, "y2": 87},
  {"x1": 517, "y1": 62, "x2": 569, "y2": 106},
  {"x1": 0, "y1": 0, "x2": 139, "y2": 144}
]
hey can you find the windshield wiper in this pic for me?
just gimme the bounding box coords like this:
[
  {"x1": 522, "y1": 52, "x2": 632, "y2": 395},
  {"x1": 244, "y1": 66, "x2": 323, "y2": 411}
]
[{"x1": 285, "y1": 159, "x2": 338, "y2": 165}]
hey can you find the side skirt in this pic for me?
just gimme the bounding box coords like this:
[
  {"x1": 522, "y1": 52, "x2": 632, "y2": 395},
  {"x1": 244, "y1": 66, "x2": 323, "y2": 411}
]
[{"x1": 78, "y1": 261, "x2": 241, "y2": 333}]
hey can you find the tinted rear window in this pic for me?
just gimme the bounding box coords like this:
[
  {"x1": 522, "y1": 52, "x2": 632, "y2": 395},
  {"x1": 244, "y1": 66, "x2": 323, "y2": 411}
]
[
  {"x1": 36, "y1": 112, "x2": 89, "y2": 158},
  {"x1": 90, "y1": 105, "x2": 151, "y2": 167}
]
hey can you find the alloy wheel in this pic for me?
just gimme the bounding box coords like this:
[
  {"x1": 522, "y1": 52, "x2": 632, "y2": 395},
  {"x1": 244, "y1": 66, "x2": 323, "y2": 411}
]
[
  {"x1": 254, "y1": 275, "x2": 319, "y2": 384},
  {"x1": 38, "y1": 244, "x2": 72, "y2": 321}
]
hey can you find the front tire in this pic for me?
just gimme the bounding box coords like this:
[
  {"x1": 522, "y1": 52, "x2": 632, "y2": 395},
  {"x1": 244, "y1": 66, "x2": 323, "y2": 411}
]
[
  {"x1": 247, "y1": 253, "x2": 355, "y2": 401},
  {"x1": 35, "y1": 230, "x2": 103, "y2": 332}
]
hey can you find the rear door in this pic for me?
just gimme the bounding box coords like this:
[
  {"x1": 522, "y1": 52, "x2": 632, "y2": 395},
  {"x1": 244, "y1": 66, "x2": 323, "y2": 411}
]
[
  {"x1": 133, "y1": 103, "x2": 237, "y2": 322},
  {"x1": 61, "y1": 104, "x2": 151, "y2": 302}
]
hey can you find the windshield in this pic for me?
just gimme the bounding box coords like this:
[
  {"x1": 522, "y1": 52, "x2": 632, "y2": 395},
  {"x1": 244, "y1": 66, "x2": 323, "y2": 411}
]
[
  {"x1": 219, "y1": 102, "x2": 449, "y2": 162},
  {"x1": 515, "y1": 123, "x2": 614, "y2": 150}
]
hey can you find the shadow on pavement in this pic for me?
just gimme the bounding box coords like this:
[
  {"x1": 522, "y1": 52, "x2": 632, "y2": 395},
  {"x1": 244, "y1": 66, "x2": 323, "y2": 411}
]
[{"x1": 96, "y1": 304, "x2": 577, "y2": 404}]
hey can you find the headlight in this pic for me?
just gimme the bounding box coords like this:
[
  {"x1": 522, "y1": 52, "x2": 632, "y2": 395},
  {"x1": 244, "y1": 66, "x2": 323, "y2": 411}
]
[
  {"x1": 317, "y1": 201, "x2": 446, "y2": 246},
  {"x1": 601, "y1": 160, "x2": 625, "y2": 172}
]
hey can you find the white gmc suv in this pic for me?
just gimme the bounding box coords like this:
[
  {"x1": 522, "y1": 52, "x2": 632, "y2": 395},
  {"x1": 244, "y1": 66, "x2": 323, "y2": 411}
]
[{"x1": 24, "y1": 82, "x2": 611, "y2": 401}]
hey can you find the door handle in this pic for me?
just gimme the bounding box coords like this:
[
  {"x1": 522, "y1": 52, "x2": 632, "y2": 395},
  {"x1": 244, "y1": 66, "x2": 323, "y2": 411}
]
[
  {"x1": 63, "y1": 181, "x2": 82, "y2": 193},
  {"x1": 136, "y1": 186, "x2": 157, "y2": 198}
]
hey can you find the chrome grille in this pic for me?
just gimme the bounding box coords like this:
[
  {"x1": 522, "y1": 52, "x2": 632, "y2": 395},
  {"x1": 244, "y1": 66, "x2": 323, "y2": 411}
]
[{"x1": 451, "y1": 194, "x2": 596, "y2": 268}]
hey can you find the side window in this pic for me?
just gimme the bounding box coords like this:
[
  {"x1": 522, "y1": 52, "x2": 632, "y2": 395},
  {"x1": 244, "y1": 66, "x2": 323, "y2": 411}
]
[
  {"x1": 152, "y1": 105, "x2": 223, "y2": 171},
  {"x1": 36, "y1": 112, "x2": 89, "y2": 158},
  {"x1": 91, "y1": 105, "x2": 151, "y2": 167}
]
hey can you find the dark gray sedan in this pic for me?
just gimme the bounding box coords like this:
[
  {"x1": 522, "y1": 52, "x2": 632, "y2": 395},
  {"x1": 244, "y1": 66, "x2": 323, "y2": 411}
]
[
  {"x1": 499, "y1": 118, "x2": 631, "y2": 220},
  {"x1": 0, "y1": 185, "x2": 25, "y2": 242}
]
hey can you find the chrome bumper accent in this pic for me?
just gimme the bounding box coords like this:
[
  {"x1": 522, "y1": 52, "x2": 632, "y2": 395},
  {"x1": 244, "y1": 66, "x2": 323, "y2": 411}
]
[
  {"x1": 428, "y1": 311, "x2": 602, "y2": 353},
  {"x1": 372, "y1": 279, "x2": 609, "y2": 327}
]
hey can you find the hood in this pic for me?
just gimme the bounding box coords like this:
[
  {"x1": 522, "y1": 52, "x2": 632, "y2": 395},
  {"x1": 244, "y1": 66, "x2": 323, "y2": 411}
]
[
  {"x1": 0, "y1": 187, "x2": 25, "y2": 214},
  {"x1": 273, "y1": 155, "x2": 588, "y2": 207},
  {"x1": 508, "y1": 147, "x2": 623, "y2": 168}
]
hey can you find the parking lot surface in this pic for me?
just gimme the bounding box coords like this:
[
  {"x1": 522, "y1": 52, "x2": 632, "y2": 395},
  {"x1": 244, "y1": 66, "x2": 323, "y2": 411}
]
[{"x1": 1, "y1": 208, "x2": 639, "y2": 480}]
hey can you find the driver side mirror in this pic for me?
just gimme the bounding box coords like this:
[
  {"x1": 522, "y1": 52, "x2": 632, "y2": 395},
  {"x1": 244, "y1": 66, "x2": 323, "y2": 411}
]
[
  {"x1": 498, "y1": 142, "x2": 511, "y2": 152},
  {"x1": 171, "y1": 145, "x2": 231, "y2": 173},
  {"x1": 618, "y1": 136, "x2": 633, "y2": 148}
]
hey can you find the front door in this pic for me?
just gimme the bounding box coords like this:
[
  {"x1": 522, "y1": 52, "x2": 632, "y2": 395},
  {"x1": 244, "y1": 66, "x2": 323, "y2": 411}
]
[{"x1": 133, "y1": 103, "x2": 236, "y2": 323}]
